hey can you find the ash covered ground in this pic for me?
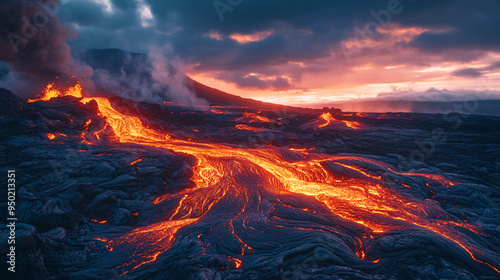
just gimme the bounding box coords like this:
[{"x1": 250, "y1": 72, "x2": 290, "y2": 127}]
[{"x1": 1, "y1": 88, "x2": 500, "y2": 280}]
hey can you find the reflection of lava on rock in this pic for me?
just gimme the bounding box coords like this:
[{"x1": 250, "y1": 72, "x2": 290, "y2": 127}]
[{"x1": 5, "y1": 83, "x2": 500, "y2": 279}]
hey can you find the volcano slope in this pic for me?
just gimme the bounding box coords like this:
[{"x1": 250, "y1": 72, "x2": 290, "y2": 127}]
[{"x1": 1, "y1": 88, "x2": 500, "y2": 280}]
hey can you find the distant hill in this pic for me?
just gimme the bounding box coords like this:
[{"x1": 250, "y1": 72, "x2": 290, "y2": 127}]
[{"x1": 324, "y1": 100, "x2": 500, "y2": 116}]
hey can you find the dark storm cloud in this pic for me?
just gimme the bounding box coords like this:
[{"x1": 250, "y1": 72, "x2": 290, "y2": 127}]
[
  {"x1": 139, "y1": 0, "x2": 500, "y2": 62},
  {"x1": 187, "y1": 31, "x2": 335, "y2": 72},
  {"x1": 145, "y1": 0, "x2": 366, "y2": 34},
  {"x1": 57, "y1": 0, "x2": 139, "y2": 30},
  {"x1": 231, "y1": 74, "x2": 268, "y2": 89},
  {"x1": 218, "y1": 71, "x2": 292, "y2": 90},
  {"x1": 61, "y1": 0, "x2": 374, "y2": 66},
  {"x1": 451, "y1": 68, "x2": 483, "y2": 78},
  {"x1": 451, "y1": 60, "x2": 500, "y2": 78},
  {"x1": 142, "y1": 0, "x2": 364, "y2": 68},
  {"x1": 485, "y1": 61, "x2": 500, "y2": 70},
  {"x1": 110, "y1": 0, "x2": 137, "y2": 11},
  {"x1": 399, "y1": 1, "x2": 500, "y2": 52},
  {"x1": 36, "y1": 1, "x2": 500, "y2": 59}
]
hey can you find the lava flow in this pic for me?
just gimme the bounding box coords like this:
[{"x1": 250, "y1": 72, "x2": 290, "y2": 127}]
[
  {"x1": 235, "y1": 124, "x2": 268, "y2": 132},
  {"x1": 304, "y1": 112, "x2": 367, "y2": 130},
  {"x1": 235, "y1": 112, "x2": 272, "y2": 123},
  {"x1": 32, "y1": 83, "x2": 500, "y2": 276}
]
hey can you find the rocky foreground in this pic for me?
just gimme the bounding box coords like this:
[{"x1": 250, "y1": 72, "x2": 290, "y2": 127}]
[{"x1": 1, "y1": 88, "x2": 500, "y2": 280}]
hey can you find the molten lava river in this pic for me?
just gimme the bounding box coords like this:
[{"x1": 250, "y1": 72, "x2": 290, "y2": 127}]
[{"x1": 15, "y1": 84, "x2": 500, "y2": 279}]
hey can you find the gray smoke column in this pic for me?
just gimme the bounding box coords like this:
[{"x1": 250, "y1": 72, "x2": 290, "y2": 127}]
[{"x1": 0, "y1": 0, "x2": 93, "y2": 96}]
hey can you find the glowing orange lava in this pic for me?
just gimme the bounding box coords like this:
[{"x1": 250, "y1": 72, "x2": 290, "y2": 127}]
[
  {"x1": 103, "y1": 218, "x2": 199, "y2": 273},
  {"x1": 317, "y1": 112, "x2": 335, "y2": 128},
  {"x1": 34, "y1": 83, "x2": 500, "y2": 275},
  {"x1": 235, "y1": 112, "x2": 272, "y2": 123},
  {"x1": 129, "y1": 158, "x2": 143, "y2": 165},
  {"x1": 209, "y1": 109, "x2": 224, "y2": 114},
  {"x1": 235, "y1": 124, "x2": 267, "y2": 132},
  {"x1": 46, "y1": 132, "x2": 68, "y2": 139},
  {"x1": 304, "y1": 112, "x2": 367, "y2": 130},
  {"x1": 81, "y1": 97, "x2": 170, "y2": 143},
  {"x1": 28, "y1": 82, "x2": 83, "y2": 103}
]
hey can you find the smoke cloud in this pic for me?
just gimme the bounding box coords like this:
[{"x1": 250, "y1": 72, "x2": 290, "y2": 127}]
[
  {"x1": 0, "y1": 0, "x2": 93, "y2": 97},
  {"x1": 91, "y1": 46, "x2": 208, "y2": 107},
  {"x1": 149, "y1": 46, "x2": 208, "y2": 107}
]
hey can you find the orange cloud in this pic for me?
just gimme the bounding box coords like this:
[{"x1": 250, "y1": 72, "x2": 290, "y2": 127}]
[{"x1": 229, "y1": 31, "x2": 273, "y2": 44}]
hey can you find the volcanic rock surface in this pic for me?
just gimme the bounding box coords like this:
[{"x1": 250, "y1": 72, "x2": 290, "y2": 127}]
[{"x1": 1, "y1": 88, "x2": 500, "y2": 280}]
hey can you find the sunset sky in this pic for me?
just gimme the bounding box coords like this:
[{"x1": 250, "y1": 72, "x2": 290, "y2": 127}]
[{"x1": 58, "y1": 0, "x2": 500, "y2": 106}]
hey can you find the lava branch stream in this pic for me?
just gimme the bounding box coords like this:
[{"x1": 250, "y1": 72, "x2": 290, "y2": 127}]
[{"x1": 33, "y1": 85, "x2": 500, "y2": 275}]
